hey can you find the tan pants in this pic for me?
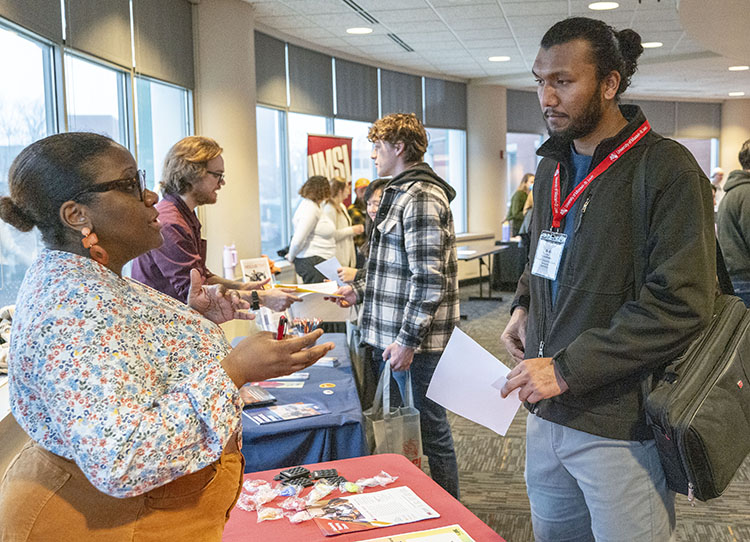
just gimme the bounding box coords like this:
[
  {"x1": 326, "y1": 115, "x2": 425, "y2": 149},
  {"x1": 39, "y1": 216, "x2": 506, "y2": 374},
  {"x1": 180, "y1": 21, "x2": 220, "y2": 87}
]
[{"x1": 0, "y1": 440, "x2": 244, "y2": 541}]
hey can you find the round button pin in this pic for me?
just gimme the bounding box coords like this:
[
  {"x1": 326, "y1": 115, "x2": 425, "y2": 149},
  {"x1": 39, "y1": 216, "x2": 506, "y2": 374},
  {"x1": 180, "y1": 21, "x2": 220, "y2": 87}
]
[{"x1": 323, "y1": 390, "x2": 334, "y2": 395}]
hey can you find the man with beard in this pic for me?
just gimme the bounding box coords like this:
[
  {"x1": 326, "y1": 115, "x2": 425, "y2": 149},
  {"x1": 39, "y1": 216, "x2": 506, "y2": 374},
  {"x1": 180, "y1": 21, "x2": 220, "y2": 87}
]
[
  {"x1": 500, "y1": 18, "x2": 715, "y2": 541},
  {"x1": 132, "y1": 136, "x2": 299, "y2": 312}
]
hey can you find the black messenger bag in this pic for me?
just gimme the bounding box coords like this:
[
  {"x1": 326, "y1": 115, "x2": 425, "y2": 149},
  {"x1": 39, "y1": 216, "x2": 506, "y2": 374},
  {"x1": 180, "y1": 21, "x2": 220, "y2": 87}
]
[{"x1": 633, "y1": 145, "x2": 750, "y2": 502}]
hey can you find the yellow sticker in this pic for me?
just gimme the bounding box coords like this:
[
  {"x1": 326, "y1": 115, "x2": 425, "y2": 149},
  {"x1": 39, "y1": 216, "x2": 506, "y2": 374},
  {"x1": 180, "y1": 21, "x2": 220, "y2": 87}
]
[{"x1": 319, "y1": 383, "x2": 336, "y2": 388}]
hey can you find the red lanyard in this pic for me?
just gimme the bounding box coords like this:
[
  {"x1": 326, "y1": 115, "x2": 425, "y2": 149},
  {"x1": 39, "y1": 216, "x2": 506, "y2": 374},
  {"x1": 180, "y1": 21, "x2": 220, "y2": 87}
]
[{"x1": 550, "y1": 120, "x2": 651, "y2": 229}]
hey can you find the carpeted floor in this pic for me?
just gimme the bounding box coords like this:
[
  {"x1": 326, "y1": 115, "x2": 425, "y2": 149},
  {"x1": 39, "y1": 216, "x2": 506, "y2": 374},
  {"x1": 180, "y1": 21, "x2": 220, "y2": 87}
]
[{"x1": 450, "y1": 282, "x2": 750, "y2": 542}]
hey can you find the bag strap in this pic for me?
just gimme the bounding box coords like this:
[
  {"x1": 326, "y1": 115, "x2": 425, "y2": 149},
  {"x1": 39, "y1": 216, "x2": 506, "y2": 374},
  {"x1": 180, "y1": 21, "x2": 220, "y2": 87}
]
[
  {"x1": 632, "y1": 142, "x2": 734, "y2": 398},
  {"x1": 374, "y1": 362, "x2": 416, "y2": 419},
  {"x1": 631, "y1": 142, "x2": 734, "y2": 295}
]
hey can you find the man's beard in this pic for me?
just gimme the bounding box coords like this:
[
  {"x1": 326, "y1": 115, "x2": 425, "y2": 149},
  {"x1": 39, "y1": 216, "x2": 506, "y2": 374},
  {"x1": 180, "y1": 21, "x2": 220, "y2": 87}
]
[{"x1": 545, "y1": 89, "x2": 604, "y2": 144}]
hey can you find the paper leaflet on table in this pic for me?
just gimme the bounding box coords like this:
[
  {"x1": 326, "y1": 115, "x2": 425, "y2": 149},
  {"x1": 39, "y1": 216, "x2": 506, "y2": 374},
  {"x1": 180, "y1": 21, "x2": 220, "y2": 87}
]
[
  {"x1": 242, "y1": 402, "x2": 329, "y2": 425},
  {"x1": 360, "y1": 524, "x2": 476, "y2": 542},
  {"x1": 308, "y1": 486, "x2": 439, "y2": 537},
  {"x1": 252, "y1": 380, "x2": 305, "y2": 389},
  {"x1": 426, "y1": 328, "x2": 521, "y2": 436},
  {"x1": 314, "y1": 256, "x2": 346, "y2": 286}
]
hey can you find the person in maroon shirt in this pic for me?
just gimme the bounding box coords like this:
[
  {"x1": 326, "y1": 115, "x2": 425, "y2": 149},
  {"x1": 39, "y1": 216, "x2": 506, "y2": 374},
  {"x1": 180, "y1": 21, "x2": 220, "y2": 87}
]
[{"x1": 132, "y1": 136, "x2": 297, "y2": 312}]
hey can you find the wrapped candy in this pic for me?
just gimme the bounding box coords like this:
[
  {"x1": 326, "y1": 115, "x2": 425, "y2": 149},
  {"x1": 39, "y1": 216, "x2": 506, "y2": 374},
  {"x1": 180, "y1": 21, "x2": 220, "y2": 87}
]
[
  {"x1": 235, "y1": 493, "x2": 256, "y2": 512},
  {"x1": 252, "y1": 484, "x2": 279, "y2": 506},
  {"x1": 287, "y1": 510, "x2": 314, "y2": 524},
  {"x1": 256, "y1": 507, "x2": 284, "y2": 522},
  {"x1": 340, "y1": 481, "x2": 363, "y2": 494},
  {"x1": 278, "y1": 483, "x2": 300, "y2": 497},
  {"x1": 304, "y1": 481, "x2": 335, "y2": 505},
  {"x1": 279, "y1": 496, "x2": 307, "y2": 511},
  {"x1": 242, "y1": 479, "x2": 270, "y2": 494}
]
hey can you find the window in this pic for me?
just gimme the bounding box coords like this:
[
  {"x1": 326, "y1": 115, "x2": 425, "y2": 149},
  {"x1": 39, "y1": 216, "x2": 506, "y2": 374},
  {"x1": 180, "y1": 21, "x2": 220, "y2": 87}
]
[
  {"x1": 333, "y1": 118, "x2": 376, "y2": 182},
  {"x1": 675, "y1": 137, "x2": 718, "y2": 178},
  {"x1": 425, "y1": 127, "x2": 467, "y2": 233},
  {"x1": 287, "y1": 112, "x2": 327, "y2": 214},
  {"x1": 257, "y1": 106, "x2": 288, "y2": 256},
  {"x1": 0, "y1": 23, "x2": 56, "y2": 307},
  {"x1": 135, "y1": 76, "x2": 193, "y2": 191},
  {"x1": 65, "y1": 53, "x2": 130, "y2": 147},
  {"x1": 506, "y1": 132, "x2": 544, "y2": 207}
]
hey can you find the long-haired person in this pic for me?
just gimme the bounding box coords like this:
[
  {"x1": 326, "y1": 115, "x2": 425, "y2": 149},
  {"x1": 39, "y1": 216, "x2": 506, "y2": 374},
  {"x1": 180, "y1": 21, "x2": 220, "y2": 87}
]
[{"x1": 286, "y1": 175, "x2": 336, "y2": 283}]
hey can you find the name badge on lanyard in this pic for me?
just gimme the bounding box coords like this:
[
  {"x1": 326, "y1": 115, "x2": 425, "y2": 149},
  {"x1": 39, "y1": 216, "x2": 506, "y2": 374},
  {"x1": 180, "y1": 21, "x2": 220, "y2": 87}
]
[
  {"x1": 532, "y1": 230, "x2": 567, "y2": 280},
  {"x1": 532, "y1": 119, "x2": 651, "y2": 282}
]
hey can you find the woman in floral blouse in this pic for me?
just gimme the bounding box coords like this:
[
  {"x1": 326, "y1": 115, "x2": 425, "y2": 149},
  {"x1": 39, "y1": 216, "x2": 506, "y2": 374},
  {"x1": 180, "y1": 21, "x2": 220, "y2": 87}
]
[{"x1": 0, "y1": 132, "x2": 333, "y2": 541}]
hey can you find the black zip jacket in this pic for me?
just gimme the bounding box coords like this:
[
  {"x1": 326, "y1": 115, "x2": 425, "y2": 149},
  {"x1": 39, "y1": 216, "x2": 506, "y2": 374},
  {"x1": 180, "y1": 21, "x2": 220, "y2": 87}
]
[{"x1": 512, "y1": 105, "x2": 716, "y2": 440}]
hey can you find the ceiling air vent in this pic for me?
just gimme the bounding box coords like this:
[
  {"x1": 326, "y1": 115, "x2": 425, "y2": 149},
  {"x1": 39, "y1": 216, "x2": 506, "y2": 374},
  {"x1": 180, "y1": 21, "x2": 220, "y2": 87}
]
[
  {"x1": 341, "y1": 0, "x2": 379, "y2": 24},
  {"x1": 387, "y1": 33, "x2": 414, "y2": 52}
]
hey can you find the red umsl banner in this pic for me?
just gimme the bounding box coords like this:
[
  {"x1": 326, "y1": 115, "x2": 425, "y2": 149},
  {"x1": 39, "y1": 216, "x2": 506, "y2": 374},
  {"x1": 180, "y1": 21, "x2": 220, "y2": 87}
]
[{"x1": 307, "y1": 134, "x2": 353, "y2": 205}]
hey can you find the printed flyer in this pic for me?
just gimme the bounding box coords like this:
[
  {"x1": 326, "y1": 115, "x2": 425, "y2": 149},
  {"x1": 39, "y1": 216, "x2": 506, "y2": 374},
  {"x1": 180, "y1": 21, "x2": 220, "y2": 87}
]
[{"x1": 308, "y1": 486, "x2": 439, "y2": 537}]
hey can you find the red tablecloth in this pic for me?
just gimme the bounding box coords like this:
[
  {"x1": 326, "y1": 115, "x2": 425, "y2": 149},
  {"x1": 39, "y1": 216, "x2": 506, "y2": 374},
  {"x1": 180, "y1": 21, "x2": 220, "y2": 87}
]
[{"x1": 222, "y1": 453, "x2": 504, "y2": 541}]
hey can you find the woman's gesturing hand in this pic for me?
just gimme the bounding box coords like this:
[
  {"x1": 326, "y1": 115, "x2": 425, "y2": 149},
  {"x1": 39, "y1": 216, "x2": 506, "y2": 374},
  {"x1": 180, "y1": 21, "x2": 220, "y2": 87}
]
[{"x1": 222, "y1": 329, "x2": 335, "y2": 388}]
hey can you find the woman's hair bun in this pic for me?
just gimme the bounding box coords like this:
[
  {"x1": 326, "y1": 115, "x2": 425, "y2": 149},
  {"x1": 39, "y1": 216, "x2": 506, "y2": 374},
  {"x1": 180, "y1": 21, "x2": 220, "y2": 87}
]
[{"x1": 0, "y1": 196, "x2": 36, "y2": 232}]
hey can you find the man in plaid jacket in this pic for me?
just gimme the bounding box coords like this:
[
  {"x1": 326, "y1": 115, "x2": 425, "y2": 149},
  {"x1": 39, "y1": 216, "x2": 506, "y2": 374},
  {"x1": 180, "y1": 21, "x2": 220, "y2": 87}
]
[{"x1": 335, "y1": 113, "x2": 460, "y2": 498}]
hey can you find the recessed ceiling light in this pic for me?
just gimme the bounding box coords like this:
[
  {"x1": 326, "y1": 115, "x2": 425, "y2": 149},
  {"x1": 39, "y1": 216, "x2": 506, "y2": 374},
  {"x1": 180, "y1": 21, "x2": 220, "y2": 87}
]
[
  {"x1": 488, "y1": 56, "x2": 511, "y2": 62},
  {"x1": 588, "y1": 2, "x2": 619, "y2": 10},
  {"x1": 728, "y1": 91, "x2": 746, "y2": 97},
  {"x1": 642, "y1": 42, "x2": 663, "y2": 49},
  {"x1": 346, "y1": 27, "x2": 372, "y2": 35},
  {"x1": 728, "y1": 65, "x2": 750, "y2": 71}
]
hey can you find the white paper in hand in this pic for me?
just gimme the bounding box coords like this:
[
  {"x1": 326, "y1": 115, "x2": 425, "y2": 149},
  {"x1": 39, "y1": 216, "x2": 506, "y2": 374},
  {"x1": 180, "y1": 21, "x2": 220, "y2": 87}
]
[
  {"x1": 426, "y1": 328, "x2": 521, "y2": 436},
  {"x1": 314, "y1": 257, "x2": 344, "y2": 286}
]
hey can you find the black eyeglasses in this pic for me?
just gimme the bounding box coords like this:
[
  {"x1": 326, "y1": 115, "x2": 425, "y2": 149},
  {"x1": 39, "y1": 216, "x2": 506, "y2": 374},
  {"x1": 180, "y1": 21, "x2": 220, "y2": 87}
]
[
  {"x1": 207, "y1": 170, "x2": 225, "y2": 182},
  {"x1": 71, "y1": 170, "x2": 147, "y2": 202}
]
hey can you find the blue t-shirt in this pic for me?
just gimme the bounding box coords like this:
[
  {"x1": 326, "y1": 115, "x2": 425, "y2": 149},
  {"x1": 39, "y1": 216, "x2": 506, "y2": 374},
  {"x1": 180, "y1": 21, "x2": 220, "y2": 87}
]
[{"x1": 550, "y1": 147, "x2": 593, "y2": 306}]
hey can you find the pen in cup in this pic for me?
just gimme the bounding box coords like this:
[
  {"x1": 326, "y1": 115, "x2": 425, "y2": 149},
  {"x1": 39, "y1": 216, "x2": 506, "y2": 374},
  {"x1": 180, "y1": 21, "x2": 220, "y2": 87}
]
[{"x1": 276, "y1": 315, "x2": 288, "y2": 340}]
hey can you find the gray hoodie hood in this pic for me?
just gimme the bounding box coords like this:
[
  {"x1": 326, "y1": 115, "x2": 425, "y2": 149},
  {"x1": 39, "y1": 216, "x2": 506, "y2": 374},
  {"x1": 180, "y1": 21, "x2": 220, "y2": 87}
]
[{"x1": 388, "y1": 162, "x2": 457, "y2": 202}]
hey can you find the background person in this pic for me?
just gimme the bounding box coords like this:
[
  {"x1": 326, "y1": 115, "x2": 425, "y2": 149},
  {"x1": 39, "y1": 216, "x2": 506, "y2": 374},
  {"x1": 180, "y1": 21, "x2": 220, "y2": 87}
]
[
  {"x1": 348, "y1": 177, "x2": 370, "y2": 255},
  {"x1": 131, "y1": 136, "x2": 298, "y2": 312},
  {"x1": 337, "y1": 178, "x2": 387, "y2": 284},
  {"x1": 711, "y1": 166, "x2": 725, "y2": 210},
  {"x1": 333, "y1": 113, "x2": 461, "y2": 498},
  {"x1": 286, "y1": 175, "x2": 336, "y2": 283},
  {"x1": 717, "y1": 139, "x2": 750, "y2": 306},
  {"x1": 505, "y1": 173, "x2": 534, "y2": 236},
  {"x1": 0, "y1": 132, "x2": 333, "y2": 540},
  {"x1": 323, "y1": 176, "x2": 364, "y2": 268},
  {"x1": 500, "y1": 18, "x2": 714, "y2": 541}
]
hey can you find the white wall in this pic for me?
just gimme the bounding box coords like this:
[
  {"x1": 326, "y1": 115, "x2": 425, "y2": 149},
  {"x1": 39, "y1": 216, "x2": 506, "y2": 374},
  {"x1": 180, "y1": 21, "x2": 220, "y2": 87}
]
[
  {"x1": 720, "y1": 99, "x2": 750, "y2": 172},
  {"x1": 461, "y1": 84, "x2": 508, "y2": 280},
  {"x1": 193, "y1": 0, "x2": 261, "y2": 271},
  {"x1": 193, "y1": 0, "x2": 261, "y2": 340}
]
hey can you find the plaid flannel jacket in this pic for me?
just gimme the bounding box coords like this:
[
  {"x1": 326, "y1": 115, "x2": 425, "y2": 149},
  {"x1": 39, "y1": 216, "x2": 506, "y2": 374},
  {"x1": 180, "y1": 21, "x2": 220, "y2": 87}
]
[{"x1": 353, "y1": 163, "x2": 459, "y2": 353}]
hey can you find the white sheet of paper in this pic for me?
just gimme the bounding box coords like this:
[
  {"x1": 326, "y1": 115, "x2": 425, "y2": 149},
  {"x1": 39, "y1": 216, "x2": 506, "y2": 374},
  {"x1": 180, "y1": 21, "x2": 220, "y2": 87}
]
[
  {"x1": 314, "y1": 256, "x2": 344, "y2": 286},
  {"x1": 426, "y1": 328, "x2": 522, "y2": 436}
]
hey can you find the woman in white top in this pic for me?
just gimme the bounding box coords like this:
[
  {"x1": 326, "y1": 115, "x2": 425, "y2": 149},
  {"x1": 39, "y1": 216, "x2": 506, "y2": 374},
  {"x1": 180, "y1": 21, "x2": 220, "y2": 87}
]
[
  {"x1": 286, "y1": 176, "x2": 336, "y2": 283},
  {"x1": 323, "y1": 177, "x2": 364, "y2": 268}
]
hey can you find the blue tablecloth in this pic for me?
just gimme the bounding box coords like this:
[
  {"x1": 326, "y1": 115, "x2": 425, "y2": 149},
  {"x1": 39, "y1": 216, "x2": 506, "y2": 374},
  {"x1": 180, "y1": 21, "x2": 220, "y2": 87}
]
[{"x1": 239, "y1": 333, "x2": 368, "y2": 472}]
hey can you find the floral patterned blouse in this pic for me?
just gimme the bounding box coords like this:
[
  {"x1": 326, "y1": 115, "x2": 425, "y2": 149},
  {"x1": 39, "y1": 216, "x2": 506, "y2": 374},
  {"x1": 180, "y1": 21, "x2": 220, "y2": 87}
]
[{"x1": 9, "y1": 249, "x2": 242, "y2": 498}]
